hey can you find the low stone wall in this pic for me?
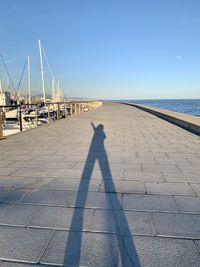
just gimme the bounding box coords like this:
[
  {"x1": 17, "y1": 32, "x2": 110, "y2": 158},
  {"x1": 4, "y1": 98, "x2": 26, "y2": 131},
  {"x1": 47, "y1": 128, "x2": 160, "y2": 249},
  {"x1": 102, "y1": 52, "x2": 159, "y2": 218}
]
[
  {"x1": 88, "y1": 101, "x2": 102, "y2": 110},
  {"x1": 122, "y1": 103, "x2": 200, "y2": 135}
]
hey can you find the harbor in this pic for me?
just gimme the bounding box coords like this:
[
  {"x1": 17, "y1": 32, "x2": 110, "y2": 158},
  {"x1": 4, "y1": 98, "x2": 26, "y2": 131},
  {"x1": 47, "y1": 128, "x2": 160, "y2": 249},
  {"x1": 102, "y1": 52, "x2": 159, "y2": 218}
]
[
  {"x1": 0, "y1": 102, "x2": 200, "y2": 266},
  {"x1": 1, "y1": 1, "x2": 200, "y2": 266},
  {"x1": 0, "y1": 100, "x2": 102, "y2": 137},
  {"x1": 0, "y1": 39, "x2": 102, "y2": 137}
]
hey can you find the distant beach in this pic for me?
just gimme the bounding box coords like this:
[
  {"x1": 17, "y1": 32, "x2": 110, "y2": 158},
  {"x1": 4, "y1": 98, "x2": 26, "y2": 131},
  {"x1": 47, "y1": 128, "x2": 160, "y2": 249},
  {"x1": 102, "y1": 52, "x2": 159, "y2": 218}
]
[{"x1": 118, "y1": 99, "x2": 200, "y2": 117}]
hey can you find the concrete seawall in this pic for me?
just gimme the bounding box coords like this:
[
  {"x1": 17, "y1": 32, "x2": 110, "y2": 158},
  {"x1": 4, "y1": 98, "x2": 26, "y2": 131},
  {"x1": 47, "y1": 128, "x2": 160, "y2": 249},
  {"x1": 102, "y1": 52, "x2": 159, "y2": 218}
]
[{"x1": 122, "y1": 102, "x2": 200, "y2": 135}]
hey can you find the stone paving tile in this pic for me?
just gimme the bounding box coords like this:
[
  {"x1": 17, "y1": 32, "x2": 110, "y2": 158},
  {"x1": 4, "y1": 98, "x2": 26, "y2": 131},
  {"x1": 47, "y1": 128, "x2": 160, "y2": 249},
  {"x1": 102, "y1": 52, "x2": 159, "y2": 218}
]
[
  {"x1": 89, "y1": 209, "x2": 117, "y2": 233},
  {"x1": 107, "y1": 170, "x2": 123, "y2": 180},
  {"x1": 62, "y1": 155, "x2": 87, "y2": 162},
  {"x1": 0, "y1": 154, "x2": 9, "y2": 160},
  {"x1": 177, "y1": 165, "x2": 200, "y2": 173},
  {"x1": 22, "y1": 189, "x2": 74, "y2": 206},
  {"x1": 107, "y1": 157, "x2": 124, "y2": 163},
  {"x1": 195, "y1": 240, "x2": 200, "y2": 254},
  {"x1": 59, "y1": 168, "x2": 106, "y2": 180},
  {"x1": 15, "y1": 177, "x2": 53, "y2": 189},
  {"x1": 68, "y1": 191, "x2": 122, "y2": 209},
  {"x1": 41, "y1": 161, "x2": 76, "y2": 169},
  {"x1": 0, "y1": 168, "x2": 19, "y2": 177},
  {"x1": 40, "y1": 178, "x2": 100, "y2": 191},
  {"x1": 145, "y1": 181, "x2": 193, "y2": 195},
  {"x1": 72, "y1": 161, "x2": 103, "y2": 170},
  {"x1": 5, "y1": 155, "x2": 35, "y2": 161},
  {"x1": 7, "y1": 161, "x2": 44, "y2": 168},
  {"x1": 30, "y1": 150, "x2": 57, "y2": 156},
  {"x1": 106, "y1": 163, "x2": 142, "y2": 171},
  {"x1": 154, "y1": 212, "x2": 200, "y2": 238},
  {"x1": 189, "y1": 183, "x2": 200, "y2": 196},
  {"x1": 155, "y1": 158, "x2": 191, "y2": 165},
  {"x1": 0, "y1": 177, "x2": 24, "y2": 188},
  {"x1": 163, "y1": 172, "x2": 200, "y2": 182},
  {"x1": 138, "y1": 152, "x2": 168, "y2": 158},
  {"x1": 58, "y1": 169, "x2": 85, "y2": 178},
  {"x1": 124, "y1": 235, "x2": 200, "y2": 267},
  {"x1": 10, "y1": 168, "x2": 50, "y2": 178},
  {"x1": 0, "y1": 226, "x2": 53, "y2": 263},
  {"x1": 99, "y1": 180, "x2": 145, "y2": 194},
  {"x1": 123, "y1": 194, "x2": 178, "y2": 212},
  {"x1": 187, "y1": 158, "x2": 200, "y2": 165},
  {"x1": 90, "y1": 209, "x2": 154, "y2": 235},
  {"x1": 4, "y1": 150, "x2": 32, "y2": 155},
  {"x1": 110, "y1": 152, "x2": 138, "y2": 158},
  {"x1": 167, "y1": 152, "x2": 200, "y2": 159},
  {"x1": 0, "y1": 188, "x2": 29, "y2": 203},
  {"x1": 50, "y1": 168, "x2": 86, "y2": 178},
  {"x1": 124, "y1": 157, "x2": 156, "y2": 164},
  {"x1": 0, "y1": 204, "x2": 40, "y2": 226},
  {"x1": 142, "y1": 164, "x2": 180, "y2": 172},
  {"x1": 174, "y1": 196, "x2": 200, "y2": 213},
  {"x1": 0, "y1": 161, "x2": 14, "y2": 168},
  {"x1": 29, "y1": 206, "x2": 93, "y2": 230},
  {"x1": 2, "y1": 263, "x2": 57, "y2": 267},
  {"x1": 124, "y1": 171, "x2": 164, "y2": 181},
  {"x1": 41, "y1": 231, "x2": 121, "y2": 267}
]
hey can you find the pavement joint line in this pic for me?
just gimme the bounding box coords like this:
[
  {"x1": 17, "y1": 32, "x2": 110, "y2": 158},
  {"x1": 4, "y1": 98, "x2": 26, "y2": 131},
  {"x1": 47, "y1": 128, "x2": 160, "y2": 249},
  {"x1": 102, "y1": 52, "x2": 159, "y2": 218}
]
[
  {"x1": 25, "y1": 205, "x2": 43, "y2": 227},
  {"x1": 171, "y1": 195, "x2": 181, "y2": 212},
  {"x1": 0, "y1": 201, "x2": 189, "y2": 214},
  {"x1": 194, "y1": 240, "x2": 200, "y2": 255},
  {"x1": 1, "y1": 260, "x2": 62, "y2": 267},
  {"x1": 38, "y1": 230, "x2": 56, "y2": 264},
  {"x1": 17, "y1": 188, "x2": 32, "y2": 203},
  {"x1": 1, "y1": 223, "x2": 200, "y2": 242},
  {"x1": 150, "y1": 212, "x2": 157, "y2": 236},
  {"x1": 0, "y1": 223, "x2": 26, "y2": 228},
  {"x1": 156, "y1": 234, "x2": 200, "y2": 240},
  {"x1": 187, "y1": 182, "x2": 198, "y2": 196},
  {"x1": 0, "y1": 259, "x2": 39, "y2": 265}
]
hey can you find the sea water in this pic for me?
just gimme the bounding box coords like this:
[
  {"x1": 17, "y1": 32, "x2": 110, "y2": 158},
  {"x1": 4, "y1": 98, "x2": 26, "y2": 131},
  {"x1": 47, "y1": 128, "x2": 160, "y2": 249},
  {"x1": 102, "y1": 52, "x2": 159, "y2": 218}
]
[{"x1": 121, "y1": 99, "x2": 200, "y2": 117}]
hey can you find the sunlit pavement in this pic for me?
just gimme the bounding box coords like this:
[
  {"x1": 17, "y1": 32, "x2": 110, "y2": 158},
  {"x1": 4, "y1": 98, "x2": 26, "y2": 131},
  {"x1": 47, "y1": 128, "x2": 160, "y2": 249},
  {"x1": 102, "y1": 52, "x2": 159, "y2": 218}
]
[{"x1": 0, "y1": 102, "x2": 200, "y2": 266}]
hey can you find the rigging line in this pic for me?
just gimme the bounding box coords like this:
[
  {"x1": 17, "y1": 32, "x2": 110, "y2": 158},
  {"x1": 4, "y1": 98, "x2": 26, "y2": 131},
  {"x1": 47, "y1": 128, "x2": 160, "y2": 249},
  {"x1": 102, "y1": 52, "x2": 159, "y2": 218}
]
[
  {"x1": 0, "y1": 53, "x2": 17, "y2": 93},
  {"x1": 16, "y1": 60, "x2": 27, "y2": 93},
  {"x1": 41, "y1": 43, "x2": 60, "y2": 93},
  {"x1": 41, "y1": 44, "x2": 54, "y2": 78}
]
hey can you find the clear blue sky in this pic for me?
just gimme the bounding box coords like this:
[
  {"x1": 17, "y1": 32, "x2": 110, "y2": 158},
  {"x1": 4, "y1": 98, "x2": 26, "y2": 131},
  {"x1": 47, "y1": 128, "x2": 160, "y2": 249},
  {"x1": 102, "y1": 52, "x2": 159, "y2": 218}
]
[{"x1": 0, "y1": 0, "x2": 200, "y2": 99}]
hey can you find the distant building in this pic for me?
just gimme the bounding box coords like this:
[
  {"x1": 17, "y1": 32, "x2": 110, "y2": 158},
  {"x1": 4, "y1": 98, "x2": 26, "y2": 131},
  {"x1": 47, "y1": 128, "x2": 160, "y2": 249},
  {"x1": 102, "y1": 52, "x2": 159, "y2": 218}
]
[{"x1": 0, "y1": 91, "x2": 11, "y2": 106}]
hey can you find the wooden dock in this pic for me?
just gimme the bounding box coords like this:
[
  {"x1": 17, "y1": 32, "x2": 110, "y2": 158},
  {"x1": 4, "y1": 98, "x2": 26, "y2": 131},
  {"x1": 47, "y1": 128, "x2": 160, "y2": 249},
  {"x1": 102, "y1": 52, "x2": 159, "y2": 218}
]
[{"x1": 0, "y1": 102, "x2": 200, "y2": 266}]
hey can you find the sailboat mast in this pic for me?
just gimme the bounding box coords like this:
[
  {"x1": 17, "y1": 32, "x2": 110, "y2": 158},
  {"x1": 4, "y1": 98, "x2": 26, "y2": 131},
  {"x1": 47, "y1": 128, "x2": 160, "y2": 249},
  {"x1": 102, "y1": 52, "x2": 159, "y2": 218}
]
[
  {"x1": 52, "y1": 76, "x2": 55, "y2": 102},
  {"x1": 0, "y1": 79, "x2": 2, "y2": 94},
  {"x1": 57, "y1": 80, "x2": 60, "y2": 102},
  {"x1": 38, "y1": 40, "x2": 46, "y2": 103},
  {"x1": 27, "y1": 56, "x2": 31, "y2": 104}
]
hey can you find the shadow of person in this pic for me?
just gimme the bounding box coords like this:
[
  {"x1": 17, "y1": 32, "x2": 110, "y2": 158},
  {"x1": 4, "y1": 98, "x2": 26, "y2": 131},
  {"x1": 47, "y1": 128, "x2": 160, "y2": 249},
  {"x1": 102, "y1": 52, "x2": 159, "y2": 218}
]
[{"x1": 64, "y1": 123, "x2": 140, "y2": 266}]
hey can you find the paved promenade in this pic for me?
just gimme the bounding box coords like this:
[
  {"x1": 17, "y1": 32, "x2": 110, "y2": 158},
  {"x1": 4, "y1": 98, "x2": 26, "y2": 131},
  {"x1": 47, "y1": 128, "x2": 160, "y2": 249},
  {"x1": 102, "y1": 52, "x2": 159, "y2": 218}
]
[{"x1": 0, "y1": 102, "x2": 200, "y2": 267}]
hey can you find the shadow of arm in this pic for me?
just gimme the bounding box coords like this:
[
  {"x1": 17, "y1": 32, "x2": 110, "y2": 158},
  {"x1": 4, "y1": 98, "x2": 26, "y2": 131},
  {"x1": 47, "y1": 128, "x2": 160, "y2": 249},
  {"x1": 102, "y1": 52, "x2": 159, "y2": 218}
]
[{"x1": 91, "y1": 122, "x2": 95, "y2": 130}]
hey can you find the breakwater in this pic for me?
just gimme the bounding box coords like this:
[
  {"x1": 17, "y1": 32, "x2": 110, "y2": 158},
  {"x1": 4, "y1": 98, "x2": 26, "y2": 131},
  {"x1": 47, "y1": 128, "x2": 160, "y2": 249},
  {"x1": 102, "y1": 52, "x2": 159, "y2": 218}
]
[{"x1": 121, "y1": 102, "x2": 200, "y2": 136}]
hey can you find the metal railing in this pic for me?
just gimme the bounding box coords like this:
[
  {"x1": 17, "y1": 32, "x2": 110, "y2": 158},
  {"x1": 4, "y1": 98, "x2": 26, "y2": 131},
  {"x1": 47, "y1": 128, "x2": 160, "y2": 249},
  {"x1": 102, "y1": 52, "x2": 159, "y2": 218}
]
[
  {"x1": 0, "y1": 100, "x2": 102, "y2": 138},
  {"x1": 0, "y1": 108, "x2": 3, "y2": 139}
]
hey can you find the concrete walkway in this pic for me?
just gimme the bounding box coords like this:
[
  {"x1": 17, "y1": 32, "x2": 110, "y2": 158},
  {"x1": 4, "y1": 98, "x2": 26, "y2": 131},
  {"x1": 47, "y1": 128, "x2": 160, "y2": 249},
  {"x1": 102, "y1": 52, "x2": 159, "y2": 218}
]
[{"x1": 0, "y1": 102, "x2": 200, "y2": 267}]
